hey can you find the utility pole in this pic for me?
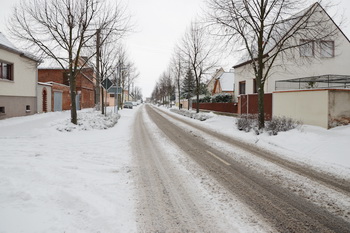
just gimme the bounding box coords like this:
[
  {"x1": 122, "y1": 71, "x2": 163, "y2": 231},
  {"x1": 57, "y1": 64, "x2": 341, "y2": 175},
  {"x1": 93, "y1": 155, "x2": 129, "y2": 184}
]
[
  {"x1": 95, "y1": 28, "x2": 101, "y2": 111},
  {"x1": 115, "y1": 67, "x2": 119, "y2": 114}
]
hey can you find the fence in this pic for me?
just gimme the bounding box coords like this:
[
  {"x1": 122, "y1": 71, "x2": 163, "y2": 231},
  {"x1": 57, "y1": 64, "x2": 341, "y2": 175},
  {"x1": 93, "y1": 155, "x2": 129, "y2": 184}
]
[
  {"x1": 238, "y1": 93, "x2": 272, "y2": 120},
  {"x1": 192, "y1": 102, "x2": 238, "y2": 114}
]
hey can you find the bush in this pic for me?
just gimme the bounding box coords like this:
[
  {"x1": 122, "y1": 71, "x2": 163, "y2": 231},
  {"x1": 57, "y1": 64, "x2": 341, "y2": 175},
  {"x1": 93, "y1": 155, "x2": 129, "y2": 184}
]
[
  {"x1": 236, "y1": 115, "x2": 301, "y2": 135},
  {"x1": 211, "y1": 93, "x2": 232, "y2": 103},
  {"x1": 199, "y1": 95, "x2": 211, "y2": 103},
  {"x1": 236, "y1": 114, "x2": 258, "y2": 132},
  {"x1": 265, "y1": 116, "x2": 300, "y2": 135}
]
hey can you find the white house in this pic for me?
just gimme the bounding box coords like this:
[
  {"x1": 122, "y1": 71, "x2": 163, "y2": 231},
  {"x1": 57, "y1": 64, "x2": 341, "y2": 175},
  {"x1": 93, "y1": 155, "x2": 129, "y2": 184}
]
[
  {"x1": 233, "y1": 3, "x2": 350, "y2": 99},
  {"x1": 0, "y1": 32, "x2": 40, "y2": 119},
  {"x1": 233, "y1": 3, "x2": 350, "y2": 128}
]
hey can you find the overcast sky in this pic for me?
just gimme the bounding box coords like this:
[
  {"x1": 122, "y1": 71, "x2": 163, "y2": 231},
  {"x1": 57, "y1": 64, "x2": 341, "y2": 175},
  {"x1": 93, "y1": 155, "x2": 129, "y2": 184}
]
[{"x1": 1, "y1": 0, "x2": 350, "y2": 98}]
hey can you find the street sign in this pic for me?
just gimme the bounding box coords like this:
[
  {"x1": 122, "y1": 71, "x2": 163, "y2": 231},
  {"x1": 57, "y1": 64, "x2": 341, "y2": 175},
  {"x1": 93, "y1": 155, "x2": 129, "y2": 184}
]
[
  {"x1": 107, "y1": 86, "x2": 123, "y2": 94},
  {"x1": 101, "y1": 78, "x2": 113, "y2": 90}
]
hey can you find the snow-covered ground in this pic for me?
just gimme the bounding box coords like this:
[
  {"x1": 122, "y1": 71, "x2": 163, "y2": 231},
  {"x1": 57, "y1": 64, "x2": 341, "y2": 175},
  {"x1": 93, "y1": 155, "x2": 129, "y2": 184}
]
[
  {"x1": 197, "y1": 111, "x2": 350, "y2": 178},
  {"x1": 0, "y1": 105, "x2": 349, "y2": 232},
  {"x1": 0, "y1": 109, "x2": 137, "y2": 233}
]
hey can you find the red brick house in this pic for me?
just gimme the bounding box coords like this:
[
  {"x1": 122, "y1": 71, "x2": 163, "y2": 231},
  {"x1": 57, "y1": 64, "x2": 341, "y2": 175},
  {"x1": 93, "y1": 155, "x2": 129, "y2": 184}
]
[{"x1": 38, "y1": 59, "x2": 95, "y2": 111}]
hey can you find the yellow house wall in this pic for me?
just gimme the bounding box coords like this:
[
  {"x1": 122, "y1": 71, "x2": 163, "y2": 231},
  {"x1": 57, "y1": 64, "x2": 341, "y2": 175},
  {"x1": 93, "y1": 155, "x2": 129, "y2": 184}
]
[
  {"x1": 0, "y1": 48, "x2": 37, "y2": 97},
  {"x1": 273, "y1": 90, "x2": 329, "y2": 128}
]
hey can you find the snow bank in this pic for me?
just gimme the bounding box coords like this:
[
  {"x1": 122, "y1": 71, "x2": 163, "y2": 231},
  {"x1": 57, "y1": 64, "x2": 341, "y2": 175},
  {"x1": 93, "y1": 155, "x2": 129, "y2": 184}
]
[
  {"x1": 170, "y1": 108, "x2": 214, "y2": 121},
  {"x1": 54, "y1": 110, "x2": 120, "y2": 132}
]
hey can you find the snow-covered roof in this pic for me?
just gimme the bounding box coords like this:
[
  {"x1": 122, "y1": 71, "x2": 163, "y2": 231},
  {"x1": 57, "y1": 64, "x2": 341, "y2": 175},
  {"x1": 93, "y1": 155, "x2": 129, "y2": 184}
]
[
  {"x1": 219, "y1": 72, "x2": 234, "y2": 92},
  {"x1": 0, "y1": 32, "x2": 40, "y2": 62},
  {"x1": 38, "y1": 58, "x2": 65, "y2": 69},
  {"x1": 0, "y1": 32, "x2": 17, "y2": 50}
]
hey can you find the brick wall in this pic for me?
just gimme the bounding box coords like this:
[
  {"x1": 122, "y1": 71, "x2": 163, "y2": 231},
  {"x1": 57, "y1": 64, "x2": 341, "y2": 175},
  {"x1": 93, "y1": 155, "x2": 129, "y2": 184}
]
[
  {"x1": 39, "y1": 69, "x2": 67, "y2": 84},
  {"x1": 39, "y1": 68, "x2": 95, "y2": 110}
]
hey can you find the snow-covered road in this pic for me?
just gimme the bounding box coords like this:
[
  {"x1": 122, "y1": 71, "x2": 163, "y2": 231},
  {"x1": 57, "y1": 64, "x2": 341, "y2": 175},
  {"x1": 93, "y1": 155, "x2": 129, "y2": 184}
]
[
  {"x1": 1, "y1": 104, "x2": 350, "y2": 232},
  {"x1": 136, "y1": 105, "x2": 350, "y2": 232}
]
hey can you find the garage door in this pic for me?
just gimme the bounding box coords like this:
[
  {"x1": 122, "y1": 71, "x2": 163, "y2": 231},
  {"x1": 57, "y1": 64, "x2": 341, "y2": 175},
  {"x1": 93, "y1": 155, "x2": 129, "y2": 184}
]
[{"x1": 54, "y1": 92, "x2": 62, "y2": 111}]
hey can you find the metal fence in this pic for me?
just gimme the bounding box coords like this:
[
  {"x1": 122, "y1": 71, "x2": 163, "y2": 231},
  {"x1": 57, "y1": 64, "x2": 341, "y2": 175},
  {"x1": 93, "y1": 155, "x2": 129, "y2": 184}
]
[{"x1": 275, "y1": 75, "x2": 350, "y2": 91}]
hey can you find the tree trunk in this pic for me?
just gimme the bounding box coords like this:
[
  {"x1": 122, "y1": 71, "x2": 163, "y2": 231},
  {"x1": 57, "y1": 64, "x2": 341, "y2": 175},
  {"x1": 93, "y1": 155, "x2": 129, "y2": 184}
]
[
  {"x1": 95, "y1": 29, "x2": 101, "y2": 111},
  {"x1": 196, "y1": 82, "x2": 200, "y2": 113},
  {"x1": 257, "y1": 83, "x2": 265, "y2": 129},
  {"x1": 257, "y1": 2, "x2": 265, "y2": 130},
  {"x1": 70, "y1": 73, "x2": 77, "y2": 125},
  {"x1": 196, "y1": 94, "x2": 199, "y2": 113},
  {"x1": 101, "y1": 87, "x2": 105, "y2": 115},
  {"x1": 177, "y1": 78, "x2": 181, "y2": 110}
]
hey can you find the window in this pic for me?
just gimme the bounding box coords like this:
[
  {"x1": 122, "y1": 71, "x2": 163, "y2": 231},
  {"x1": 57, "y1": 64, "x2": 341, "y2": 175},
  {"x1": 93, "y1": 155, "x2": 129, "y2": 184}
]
[
  {"x1": 0, "y1": 62, "x2": 13, "y2": 81},
  {"x1": 0, "y1": 106, "x2": 5, "y2": 114},
  {"x1": 320, "y1": 41, "x2": 334, "y2": 58},
  {"x1": 300, "y1": 40, "x2": 314, "y2": 57},
  {"x1": 26, "y1": 105, "x2": 31, "y2": 113},
  {"x1": 239, "y1": 81, "x2": 246, "y2": 95}
]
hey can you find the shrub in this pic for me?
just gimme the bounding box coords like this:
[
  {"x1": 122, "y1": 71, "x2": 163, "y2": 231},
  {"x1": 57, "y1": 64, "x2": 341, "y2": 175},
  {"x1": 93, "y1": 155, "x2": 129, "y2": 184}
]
[
  {"x1": 236, "y1": 115, "x2": 300, "y2": 135},
  {"x1": 211, "y1": 93, "x2": 232, "y2": 103},
  {"x1": 265, "y1": 116, "x2": 300, "y2": 135},
  {"x1": 236, "y1": 114, "x2": 258, "y2": 132},
  {"x1": 199, "y1": 95, "x2": 212, "y2": 103}
]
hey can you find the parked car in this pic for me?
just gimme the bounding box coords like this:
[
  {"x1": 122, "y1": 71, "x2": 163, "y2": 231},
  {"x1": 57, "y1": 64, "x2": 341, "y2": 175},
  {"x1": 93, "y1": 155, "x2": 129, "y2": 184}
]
[
  {"x1": 123, "y1": 102, "x2": 133, "y2": 109},
  {"x1": 132, "y1": 101, "x2": 138, "y2": 106}
]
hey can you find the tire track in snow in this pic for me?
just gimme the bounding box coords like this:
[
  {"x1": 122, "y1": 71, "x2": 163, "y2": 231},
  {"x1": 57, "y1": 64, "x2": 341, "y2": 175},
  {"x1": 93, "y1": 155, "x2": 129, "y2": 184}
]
[{"x1": 147, "y1": 105, "x2": 350, "y2": 232}]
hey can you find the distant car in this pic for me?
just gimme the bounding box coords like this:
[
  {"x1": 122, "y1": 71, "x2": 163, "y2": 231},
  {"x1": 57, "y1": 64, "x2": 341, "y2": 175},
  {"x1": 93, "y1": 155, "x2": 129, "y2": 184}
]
[
  {"x1": 132, "y1": 102, "x2": 138, "y2": 106},
  {"x1": 123, "y1": 102, "x2": 133, "y2": 109}
]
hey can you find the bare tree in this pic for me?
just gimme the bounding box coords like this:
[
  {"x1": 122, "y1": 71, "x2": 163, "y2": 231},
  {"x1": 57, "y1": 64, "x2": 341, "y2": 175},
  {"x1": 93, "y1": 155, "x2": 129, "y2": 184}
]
[
  {"x1": 150, "y1": 70, "x2": 175, "y2": 106},
  {"x1": 98, "y1": 37, "x2": 122, "y2": 115},
  {"x1": 9, "y1": 0, "x2": 131, "y2": 124},
  {"x1": 171, "y1": 48, "x2": 184, "y2": 109},
  {"x1": 114, "y1": 47, "x2": 139, "y2": 106},
  {"x1": 206, "y1": 0, "x2": 340, "y2": 129},
  {"x1": 180, "y1": 21, "x2": 218, "y2": 113}
]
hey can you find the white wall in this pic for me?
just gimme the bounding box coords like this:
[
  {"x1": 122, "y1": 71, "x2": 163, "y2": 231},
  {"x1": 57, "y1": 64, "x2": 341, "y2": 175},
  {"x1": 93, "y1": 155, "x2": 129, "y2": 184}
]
[
  {"x1": 273, "y1": 90, "x2": 329, "y2": 128},
  {"x1": 329, "y1": 90, "x2": 350, "y2": 126},
  {"x1": 0, "y1": 48, "x2": 37, "y2": 97},
  {"x1": 37, "y1": 84, "x2": 52, "y2": 113}
]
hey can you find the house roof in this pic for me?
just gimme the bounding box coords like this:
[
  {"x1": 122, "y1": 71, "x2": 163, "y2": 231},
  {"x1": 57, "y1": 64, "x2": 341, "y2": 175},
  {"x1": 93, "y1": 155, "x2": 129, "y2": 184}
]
[
  {"x1": 38, "y1": 58, "x2": 65, "y2": 69},
  {"x1": 233, "y1": 2, "x2": 350, "y2": 69},
  {"x1": 38, "y1": 56, "x2": 94, "y2": 70},
  {"x1": 219, "y1": 72, "x2": 234, "y2": 91},
  {"x1": 0, "y1": 32, "x2": 40, "y2": 63}
]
